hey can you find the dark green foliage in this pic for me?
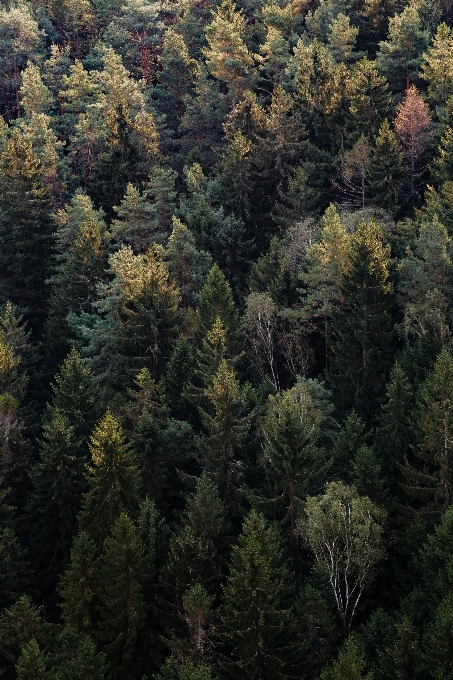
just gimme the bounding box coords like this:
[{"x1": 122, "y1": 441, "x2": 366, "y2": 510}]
[
  {"x1": 1, "y1": 3, "x2": 453, "y2": 679},
  {"x1": 329, "y1": 221, "x2": 394, "y2": 419},
  {"x1": 216, "y1": 510, "x2": 298, "y2": 679}
]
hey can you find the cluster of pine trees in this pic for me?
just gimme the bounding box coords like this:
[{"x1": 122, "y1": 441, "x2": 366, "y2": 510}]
[{"x1": 2, "y1": 0, "x2": 453, "y2": 677}]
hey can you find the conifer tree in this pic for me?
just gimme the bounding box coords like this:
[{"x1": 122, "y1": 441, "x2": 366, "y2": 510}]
[
  {"x1": 329, "y1": 220, "x2": 393, "y2": 419},
  {"x1": 421, "y1": 23, "x2": 453, "y2": 103},
  {"x1": 98, "y1": 513, "x2": 147, "y2": 679},
  {"x1": 194, "y1": 264, "x2": 242, "y2": 355},
  {"x1": 0, "y1": 132, "x2": 53, "y2": 335},
  {"x1": 50, "y1": 628, "x2": 107, "y2": 680},
  {"x1": 15, "y1": 638, "x2": 48, "y2": 680},
  {"x1": 376, "y1": 5, "x2": 429, "y2": 92},
  {"x1": 258, "y1": 380, "x2": 332, "y2": 560},
  {"x1": 59, "y1": 531, "x2": 99, "y2": 634},
  {"x1": 404, "y1": 349, "x2": 453, "y2": 521},
  {"x1": 165, "y1": 218, "x2": 212, "y2": 307},
  {"x1": 368, "y1": 120, "x2": 405, "y2": 216},
  {"x1": 0, "y1": 527, "x2": 31, "y2": 608},
  {"x1": 80, "y1": 411, "x2": 141, "y2": 545},
  {"x1": 216, "y1": 510, "x2": 297, "y2": 679},
  {"x1": 348, "y1": 58, "x2": 392, "y2": 141},
  {"x1": 203, "y1": 0, "x2": 257, "y2": 102}
]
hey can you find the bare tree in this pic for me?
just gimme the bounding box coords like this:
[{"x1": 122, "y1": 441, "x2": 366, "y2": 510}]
[{"x1": 335, "y1": 135, "x2": 371, "y2": 210}]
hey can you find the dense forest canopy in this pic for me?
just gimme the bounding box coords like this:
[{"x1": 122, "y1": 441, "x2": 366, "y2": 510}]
[{"x1": 2, "y1": 0, "x2": 453, "y2": 677}]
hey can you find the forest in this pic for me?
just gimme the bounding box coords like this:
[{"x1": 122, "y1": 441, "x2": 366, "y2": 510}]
[{"x1": 2, "y1": 0, "x2": 453, "y2": 677}]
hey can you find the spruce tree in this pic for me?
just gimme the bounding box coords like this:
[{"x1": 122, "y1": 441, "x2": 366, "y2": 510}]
[
  {"x1": 0, "y1": 132, "x2": 53, "y2": 335},
  {"x1": 15, "y1": 638, "x2": 48, "y2": 680},
  {"x1": 59, "y1": 531, "x2": 98, "y2": 634},
  {"x1": 329, "y1": 220, "x2": 394, "y2": 420},
  {"x1": 98, "y1": 513, "x2": 147, "y2": 679},
  {"x1": 368, "y1": 120, "x2": 405, "y2": 217},
  {"x1": 216, "y1": 510, "x2": 297, "y2": 680},
  {"x1": 79, "y1": 411, "x2": 141, "y2": 545}
]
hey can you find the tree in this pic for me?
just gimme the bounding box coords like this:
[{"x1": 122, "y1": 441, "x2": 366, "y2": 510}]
[
  {"x1": 302, "y1": 204, "x2": 350, "y2": 373},
  {"x1": 421, "y1": 23, "x2": 453, "y2": 104},
  {"x1": 243, "y1": 292, "x2": 279, "y2": 390},
  {"x1": 79, "y1": 411, "x2": 141, "y2": 545},
  {"x1": 203, "y1": 0, "x2": 256, "y2": 102},
  {"x1": 329, "y1": 220, "x2": 394, "y2": 419},
  {"x1": 194, "y1": 263, "x2": 242, "y2": 355},
  {"x1": 320, "y1": 635, "x2": 373, "y2": 680},
  {"x1": 398, "y1": 216, "x2": 453, "y2": 381},
  {"x1": 348, "y1": 58, "x2": 392, "y2": 141},
  {"x1": 0, "y1": 526, "x2": 31, "y2": 608},
  {"x1": 165, "y1": 217, "x2": 212, "y2": 307},
  {"x1": 15, "y1": 638, "x2": 49, "y2": 680},
  {"x1": 327, "y1": 14, "x2": 359, "y2": 63},
  {"x1": 45, "y1": 190, "x2": 107, "y2": 369},
  {"x1": 368, "y1": 120, "x2": 405, "y2": 216},
  {"x1": 404, "y1": 349, "x2": 453, "y2": 521},
  {"x1": 216, "y1": 510, "x2": 297, "y2": 679},
  {"x1": 376, "y1": 6, "x2": 429, "y2": 92},
  {"x1": 59, "y1": 531, "x2": 98, "y2": 634},
  {"x1": 258, "y1": 380, "x2": 332, "y2": 562},
  {"x1": 289, "y1": 38, "x2": 343, "y2": 116},
  {"x1": 394, "y1": 85, "x2": 432, "y2": 201},
  {"x1": 98, "y1": 513, "x2": 147, "y2": 679},
  {"x1": 0, "y1": 131, "x2": 53, "y2": 335},
  {"x1": 197, "y1": 359, "x2": 252, "y2": 501},
  {"x1": 76, "y1": 244, "x2": 181, "y2": 394},
  {"x1": 303, "y1": 482, "x2": 386, "y2": 629},
  {"x1": 49, "y1": 627, "x2": 107, "y2": 680},
  {"x1": 336, "y1": 135, "x2": 371, "y2": 209}
]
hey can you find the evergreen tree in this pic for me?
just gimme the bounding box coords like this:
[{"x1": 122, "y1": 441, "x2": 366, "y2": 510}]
[
  {"x1": 98, "y1": 513, "x2": 147, "y2": 679},
  {"x1": 165, "y1": 217, "x2": 212, "y2": 307},
  {"x1": 320, "y1": 635, "x2": 373, "y2": 680},
  {"x1": 0, "y1": 132, "x2": 53, "y2": 335},
  {"x1": 348, "y1": 58, "x2": 392, "y2": 142},
  {"x1": 329, "y1": 220, "x2": 394, "y2": 420},
  {"x1": 216, "y1": 510, "x2": 297, "y2": 680},
  {"x1": 79, "y1": 411, "x2": 141, "y2": 545},
  {"x1": 15, "y1": 638, "x2": 49, "y2": 680},
  {"x1": 257, "y1": 380, "x2": 332, "y2": 561},
  {"x1": 404, "y1": 349, "x2": 453, "y2": 521},
  {"x1": 59, "y1": 531, "x2": 99, "y2": 634},
  {"x1": 376, "y1": 5, "x2": 429, "y2": 92},
  {"x1": 194, "y1": 264, "x2": 242, "y2": 355},
  {"x1": 368, "y1": 120, "x2": 406, "y2": 217},
  {"x1": 421, "y1": 23, "x2": 453, "y2": 104},
  {"x1": 50, "y1": 628, "x2": 107, "y2": 680}
]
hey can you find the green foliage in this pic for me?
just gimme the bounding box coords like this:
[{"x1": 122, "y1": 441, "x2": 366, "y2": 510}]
[{"x1": 217, "y1": 510, "x2": 297, "y2": 679}]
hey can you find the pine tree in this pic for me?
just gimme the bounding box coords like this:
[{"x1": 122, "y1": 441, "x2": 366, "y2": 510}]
[
  {"x1": 421, "y1": 23, "x2": 453, "y2": 104},
  {"x1": 161, "y1": 473, "x2": 226, "y2": 604},
  {"x1": 376, "y1": 363, "x2": 415, "y2": 505},
  {"x1": 398, "y1": 216, "x2": 453, "y2": 382},
  {"x1": 368, "y1": 120, "x2": 405, "y2": 217},
  {"x1": 50, "y1": 628, "x2": 107, "y2": 680},
  {"x1": 98, "y1": 513, "x2": 147, "y2": 679},
  {"x1": 376, "y1": 5, "x2": 429, "y2": 92},
  {"x1": 320, "y1": 635, "x2": 373, "y2": 680},
  {"x1": 329, "y1": 220, "x2": 394, "y2": 420},
  {"x1": 45, "y1": 190, "x2": 107, "y2": 369},
  {"x1": 198, "y1": 359, "x2": 252, "y2": 501},
  {"x1": 394, "y1": 85, "x2": 432, "y2": 201},
  {"x1": 203, "y1": 0, "x2": 257, "y2": 102},
  {"x1": 0, "y1": 527, "x2": 31, "y2": 608},
  {"x1": 80, "y1": 411, "x2": 141, "y2": 545},
  {"x1": 216, "y1": 510, "x2": 297, "y2": 680}
]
